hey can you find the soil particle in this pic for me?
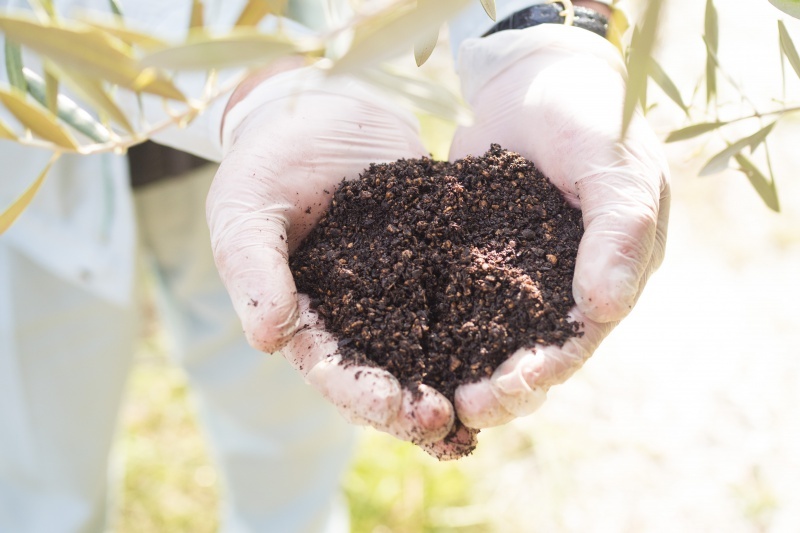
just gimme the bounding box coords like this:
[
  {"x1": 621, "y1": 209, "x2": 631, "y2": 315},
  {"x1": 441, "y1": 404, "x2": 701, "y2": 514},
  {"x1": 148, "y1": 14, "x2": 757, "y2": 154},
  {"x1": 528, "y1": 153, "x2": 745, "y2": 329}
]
[{"x1": 290, "y1": 145, "x2": 583, "y2": 446}]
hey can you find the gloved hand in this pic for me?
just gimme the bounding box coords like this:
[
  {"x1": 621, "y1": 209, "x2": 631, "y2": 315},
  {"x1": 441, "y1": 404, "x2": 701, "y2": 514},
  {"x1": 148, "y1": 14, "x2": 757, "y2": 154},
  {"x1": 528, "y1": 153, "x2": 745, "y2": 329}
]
[
  {"x1": 206, "y1": 64, "x2": 463, "y2": 455},
  {"x1": 449, "y1": 24, "x2": 670, "y2": 428}
]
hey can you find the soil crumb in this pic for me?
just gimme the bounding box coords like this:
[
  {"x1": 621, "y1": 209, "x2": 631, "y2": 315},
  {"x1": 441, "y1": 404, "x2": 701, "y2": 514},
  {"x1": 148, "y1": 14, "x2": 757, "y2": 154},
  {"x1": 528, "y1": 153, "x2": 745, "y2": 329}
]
[{"x1": 291, "y1": 145, "x2": 583, "y2": 432}]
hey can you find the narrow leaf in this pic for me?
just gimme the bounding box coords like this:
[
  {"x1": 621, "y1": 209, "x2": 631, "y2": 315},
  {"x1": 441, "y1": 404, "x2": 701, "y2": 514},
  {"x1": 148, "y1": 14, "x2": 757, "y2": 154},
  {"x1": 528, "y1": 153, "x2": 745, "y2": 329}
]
[
  {"x1": 0, "y1": 118, "x2": 15, "y2": 139},
  {"x1": 4, "y1": 40, "x2": 27, "y2": 93},
  {"x1": 699, "y1": 121, "x2": 777, "y2": 176},
  {"x1": 778, "y1": 20, "x2": 800, "y2": 81},
  {"x1": 414, "y1": 25, "x2": 439, "y2": 67},
  {"x1": 108, "y1": 0, "x2": 124, "y2": 17},
  {"x1": 190, "y1": 0, "x2": 204, "y2": 29},
  {"x1": 0, "y1": 14, "x2": 184, "y2": 100},
  {"x1": 47, "y1": 63, "x2": 133, "y2": 132},
  {"x1": 665, "y1": 121, "x2": 728, "y2": 143},
  {"x1": 24, "y1": 68, "x2": 111, "y2": 142},
  {"x1": 647, "y1": 57, "x2": 688, "y2": 115},
  {"x1": 704, "y1": 0, "x2": 718, "y2": 104},
  {"x1": 332, "y1": 0, "x2": 471, "y2": 75},
  {"x1": 235, "y1": 0, "x2": 286, "y2": 26},
  {"x1": 82, "y1": 20, "x2": 169, "y2": 49},
  {"x1": 360, "y1": 65, "x2": 472, "y2": 125},
  {"x1": 0, "y1": 154, "x2": 59, "y2": 235},
  {"x1": 44, "y1": 68, "x2": 58, "y2": 115},
  {"x1": 734, "y1": 153, "x2": 780, "y2": 212},
  {"x1": 622, "y1": 0, "x2": 662, "y2": 139},
  {"x1": 480, "y1": 0, "x2": 496, "y2": 21},
  {"x1": 0, "y1": 87, "x2": 79, "y2": 149},
  {"x1": 141, "y1": 31, "x2": 314, "y2": 71}
]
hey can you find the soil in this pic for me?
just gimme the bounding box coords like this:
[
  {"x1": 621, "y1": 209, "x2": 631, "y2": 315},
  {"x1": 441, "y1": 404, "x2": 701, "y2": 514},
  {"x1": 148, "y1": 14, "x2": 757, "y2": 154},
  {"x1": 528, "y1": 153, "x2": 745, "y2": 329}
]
[{"x1": 290, "y1": 145, "x2": 584, "y2": 447}]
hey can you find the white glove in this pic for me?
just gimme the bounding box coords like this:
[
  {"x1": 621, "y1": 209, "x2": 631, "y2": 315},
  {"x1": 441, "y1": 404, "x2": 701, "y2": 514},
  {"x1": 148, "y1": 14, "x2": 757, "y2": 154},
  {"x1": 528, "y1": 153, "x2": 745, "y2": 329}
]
[
  {"x1": 449, "y1": 25, "x2": 671, "y2": 428},
  {"x1": 206, "y1": 65, "x2": 459, "y2": 452}
]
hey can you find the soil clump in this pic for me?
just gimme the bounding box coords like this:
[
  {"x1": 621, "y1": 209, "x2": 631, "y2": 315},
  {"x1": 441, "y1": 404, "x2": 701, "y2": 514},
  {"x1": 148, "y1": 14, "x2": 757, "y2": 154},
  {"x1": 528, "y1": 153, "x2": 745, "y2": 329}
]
[{"x1": 290, "y1": 145, "x2": 583, "y2": 444}]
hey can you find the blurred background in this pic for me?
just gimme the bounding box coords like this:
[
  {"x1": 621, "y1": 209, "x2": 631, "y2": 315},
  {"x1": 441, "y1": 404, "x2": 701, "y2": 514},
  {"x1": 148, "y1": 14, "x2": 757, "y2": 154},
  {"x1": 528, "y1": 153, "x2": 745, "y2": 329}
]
[{"x1": 109, "y1": 0, "x2": 800, "y2": 531}]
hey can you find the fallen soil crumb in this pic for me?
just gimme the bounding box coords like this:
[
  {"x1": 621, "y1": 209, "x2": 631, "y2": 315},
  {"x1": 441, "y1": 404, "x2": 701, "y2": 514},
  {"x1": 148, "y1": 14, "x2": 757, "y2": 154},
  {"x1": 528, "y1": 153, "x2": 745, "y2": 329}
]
[{"x1": 291, "y1": 145, "x2": 583, "y2": 451}]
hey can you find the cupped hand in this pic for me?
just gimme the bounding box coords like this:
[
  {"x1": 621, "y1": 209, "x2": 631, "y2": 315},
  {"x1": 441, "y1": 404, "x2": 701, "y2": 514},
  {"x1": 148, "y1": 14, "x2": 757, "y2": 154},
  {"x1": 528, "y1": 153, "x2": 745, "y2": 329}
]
[
  {"x1": 449, "y1": 25, "x2": 671, "y2": 428},
  {"x1": 206, "y1": 66, "x2": 467, "y2": 455}
]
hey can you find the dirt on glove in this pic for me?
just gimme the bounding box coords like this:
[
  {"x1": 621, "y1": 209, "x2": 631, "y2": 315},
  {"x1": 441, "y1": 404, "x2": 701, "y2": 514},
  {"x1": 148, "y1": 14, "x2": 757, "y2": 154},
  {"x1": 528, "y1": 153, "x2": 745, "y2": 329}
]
[{"x1": 290, "y1": 145, "x2": 583, "y2": 452}]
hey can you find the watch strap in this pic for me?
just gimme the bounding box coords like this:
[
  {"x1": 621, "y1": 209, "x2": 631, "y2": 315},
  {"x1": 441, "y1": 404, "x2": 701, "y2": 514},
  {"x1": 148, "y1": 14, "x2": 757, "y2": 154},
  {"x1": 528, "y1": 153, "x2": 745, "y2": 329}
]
[{"x1": 482, "y1": 3, "x2": 609, "y2": 39}]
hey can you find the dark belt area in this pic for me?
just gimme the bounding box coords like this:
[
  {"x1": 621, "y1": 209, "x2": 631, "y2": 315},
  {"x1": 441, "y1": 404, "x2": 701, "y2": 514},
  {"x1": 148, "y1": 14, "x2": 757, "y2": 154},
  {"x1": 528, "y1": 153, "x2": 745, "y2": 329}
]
[
  {"x1": 128, "y1": 140, "x2": 213, "y2": 189},
  {"x1": 482, "y1": 3, "x2": 608, "y2": 39}
]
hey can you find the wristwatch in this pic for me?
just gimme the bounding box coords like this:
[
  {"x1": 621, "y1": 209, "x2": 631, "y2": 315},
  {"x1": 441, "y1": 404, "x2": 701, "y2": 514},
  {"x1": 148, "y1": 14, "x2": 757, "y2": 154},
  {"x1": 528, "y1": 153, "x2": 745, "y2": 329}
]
[{"x1": 482, "y1": 3, "x2": 609, "y2": 39}]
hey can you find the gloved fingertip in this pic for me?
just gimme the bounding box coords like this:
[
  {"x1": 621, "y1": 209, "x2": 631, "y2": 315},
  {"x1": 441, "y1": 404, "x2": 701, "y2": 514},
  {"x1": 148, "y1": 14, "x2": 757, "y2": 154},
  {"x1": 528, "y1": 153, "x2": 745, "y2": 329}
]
[
  {"x1": 407, "y1": 385, "x2": 455, "y2": 443},
  {"x1": 573, "y1": 263, "x2": 639, "y2": 323},
  {"x1": 491, "y1": 355, "x2": 548, "y2": 417},
  {"x1": 241, "y1": 290, "x2": 301, "y2": 353}
]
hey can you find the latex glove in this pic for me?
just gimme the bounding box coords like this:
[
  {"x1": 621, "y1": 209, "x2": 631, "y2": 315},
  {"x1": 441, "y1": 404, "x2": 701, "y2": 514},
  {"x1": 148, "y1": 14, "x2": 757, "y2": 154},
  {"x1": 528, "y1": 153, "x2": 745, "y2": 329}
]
[
  {"x1": 449, "y1": 25, "x2": 671, "y2": 428},
  {"x1": 206, "y1": 65, "x2": 463, "y2": 454}
]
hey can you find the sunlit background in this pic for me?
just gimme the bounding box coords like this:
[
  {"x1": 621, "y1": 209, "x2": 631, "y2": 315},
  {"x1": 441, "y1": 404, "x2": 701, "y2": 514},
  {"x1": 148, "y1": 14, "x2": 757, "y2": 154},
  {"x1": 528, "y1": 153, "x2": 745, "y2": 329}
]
[{"x1": 109, "y1": 1, "x2": 800, "y2": 531}]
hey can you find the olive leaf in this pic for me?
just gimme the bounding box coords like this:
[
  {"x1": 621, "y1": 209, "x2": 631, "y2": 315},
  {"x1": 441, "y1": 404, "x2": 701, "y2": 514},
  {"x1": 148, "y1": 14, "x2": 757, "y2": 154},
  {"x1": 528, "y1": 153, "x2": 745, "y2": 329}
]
[
  {"x1": 4, "y1": 40, "x2": 27, "y2": 93},
  {"x1": 82, "y1": 20, "x2": 169, "y2": 49},
  {"x1": 44, "y1": 68, "x2": 58, "y2": 115},
  {"x1": 28, "y1": 0, "x2": 57, "y2": 20},
  {"x1": 140, "y1": 31, "x2": 316, "y2": 71},
  {"x1": 647, "y1": 57, "x2": 689, "y2": 116},
  {"x1": 0, "y1": 87, "x2": 79, "y2": 149},
  {"x1": 699, "y1": 120, "x2": 777, "y2": 176},
  {"x1": 46, "y1": 62, "x2": 133, "y2": 132},
  {"x1": 330, "y1": 0, "x2": 471, "y2": 75},
  {"x1": 480, "y1": 0, "x2": 496, "y2": 21},
  {"x1": 0, "y1": 117, "x2": 15, "y2": 139},
  {"x1": 235, "y1": 0, "x2": 287, "y2": 26},
  {"x1": 0, "y1": 154, "x2": 59, "y2": 235},
  {"x1": 359, "y1": 65, "x2": 472, "y2": 125},
  {"x1": 622, "y1": 0, "x2": 662, "y2": 140},
  {"x1": 778, "y1": 20, "x2": 800, "y2": 80},
  {"x1": 0, "y1": 14, "x2": 185, "y2": 100},
  {"x1": 190, "y1": 0, "x2": 204, "y2": 30},
  {"x1": 414, "y1": 25, "x2": 439, "y2": 67},
  {"x1": 735, "y1": 153, "x2": 780, "y2": 212},
  {"x1": 108, "y1": 0, "x2": 124, "y2": 17},
  {"x1": 704, "y1": 0, "x2": 718, "y2": 104},
  {"x1": 665, "y1": 121, "x2": 728, "y2": 143},
  {"x1": 23, "y1": 68, "x2": 111, "y2": 143}
]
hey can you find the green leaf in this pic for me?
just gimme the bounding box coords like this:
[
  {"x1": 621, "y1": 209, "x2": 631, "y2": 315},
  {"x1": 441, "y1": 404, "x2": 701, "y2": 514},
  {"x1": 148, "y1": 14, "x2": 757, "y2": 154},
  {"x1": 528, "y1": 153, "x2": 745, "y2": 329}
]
[
  {"x1": 23, "y1": 68, "x2": 111, "y2": 142},
  {"x1": 778, "y1": 20, "x2": 800, "y2": 81},
  {"x1": 0, "y1": 154, "x2": 59, "y2": 235},
  {"x1": 647, "y1": 57, "x2": 688, "y2": 115},
  {"x1": 140, "y1": 30, "x2": 314, "y2": 71},
  {"x1": 331, "y1": 0, "x2": 471, "y2": 75},
  {"x1": 414, "y1": 26, "x2": 439, "y2": 67},
  {"x1": 0, "y1": 14, "x2": 184, "y2": 100},
  {"x1": 699, "y1": 121, "x2": 777, "y2": 176},
  {"x1": 480, "y1": 0, "x2": 496, "y2": 21},
  {"x1": 0, "y1": 87, "x2": 79, "y2": 149},
  {"x1": 108, "y1": 0, "x2": 124, "y2": 17},
  {"x1": 622, "y1": 0, "x2": 662, "y2": 140},
  {"x1": 4, "y1": 40, "x2": 27, "y2": 93},
  {"x1": 665, "y1": 121, "x2": 728, "y2": 143},
  {"x1": 704, "y1": 0, "x2": 718, "y2": 104},
  {"x1": 734, "y1": 153, "x2": 780, "y2": 212}
]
